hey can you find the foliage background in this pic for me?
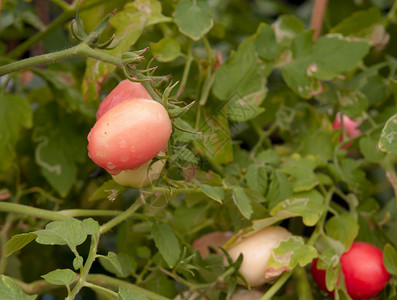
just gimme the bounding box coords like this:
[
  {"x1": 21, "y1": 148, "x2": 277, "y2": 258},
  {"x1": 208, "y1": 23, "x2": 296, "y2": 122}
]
[{"x1": 0, "y1": 0, "x2": 397, "y2": 299}]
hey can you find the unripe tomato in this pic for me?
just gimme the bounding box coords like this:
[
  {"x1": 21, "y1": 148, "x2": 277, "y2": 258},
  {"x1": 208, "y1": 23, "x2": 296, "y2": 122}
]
[
  {"x1": 311, "y1": 242, "x2": 391, "y2": 300},
  {"x1": 111, "y1": 152, "x2": 166, "y2": 188},
  {"x1": 192, "y1": 231, "x2": 234, "y2": 258},
  {"x1": 96, "y1": 80, "x2": 152, "y2": 120},
  {"x1": 87, "y1": 98, "x2": 172, "y2": 174},
  {"x1": 225, "y1": 226, "x2": 292, "y2": 287}
]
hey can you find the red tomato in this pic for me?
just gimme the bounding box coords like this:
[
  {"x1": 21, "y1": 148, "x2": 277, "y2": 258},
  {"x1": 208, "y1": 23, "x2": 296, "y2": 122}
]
[
  {"x1": 311, "y1": 242, "x2": 390, "y2": 300},
  {"x1": 96, "y1": 80, "x2": 152, "y2": 120},
  {"x1": 87, "y1": 98, "x2": 172, "y2": 174},
  {"x1": 310, "y1": 258, "x2": 333, "y2": 297}
]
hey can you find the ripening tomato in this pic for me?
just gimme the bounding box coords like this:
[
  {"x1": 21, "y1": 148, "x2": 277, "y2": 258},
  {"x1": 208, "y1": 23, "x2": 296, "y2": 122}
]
[
  {"x1": 311, "y1": 242, "x2": 391, "y2": 300},
  {"x1": 225, "y1": 226, "x2": 292, "y2": 287},
  {"x1": 96, "y1": 80, "x2": 152, "y2": 120},
  {"x1": 87, "y1": 98, "x2": 172, "y2": 174},
  {"x1": 333, "y1": 113, "x2": 361, "y2": 148}
]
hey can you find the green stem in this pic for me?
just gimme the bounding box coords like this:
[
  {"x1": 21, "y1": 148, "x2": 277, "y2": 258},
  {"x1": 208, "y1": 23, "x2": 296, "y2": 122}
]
[
  {"x1": 0, "y1": 43, "x2": 123, "y2": 76},
  {"x1": 261, "y1": 271, "x2": 293, "y2": 300},
  {"x1": 67, "y1": 232, "x2": 100, "y2": 300},
  {"x1": 293, "y1": 266, "x2": 314, "y2": 300},
  {"x1": 176, "y1": 40, "x2": 193, "y2": 97},
  {"x1": 58, "y1": 209, "x2": 123, "y2": 218},
  {"x1": 137, "y1": 74, "x2": 162, "y2": 103},
  {"x1": 6, "y1": 0, "x2": 108, "y2": 58},
  {"x1": 0, "y1": 202, "x2": 74, "y2": 221},
  {"x1": 49, "y1": 0, "x2": 71, "y2": 11},
  {"x1": 100, "y1": 199, "x2": 143, "y2": 234},
  {"x1": 84, "y1": 282, "x2": 118, "y2": 298},
  {"x1": 87, "y1": 274, "x2": 171, "y2": 300}
]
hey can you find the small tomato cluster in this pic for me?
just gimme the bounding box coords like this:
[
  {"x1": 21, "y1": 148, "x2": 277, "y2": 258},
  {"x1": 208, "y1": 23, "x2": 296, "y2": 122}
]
[{"x1": 87, "y1": 80, "x2": 172, "y2": 188}]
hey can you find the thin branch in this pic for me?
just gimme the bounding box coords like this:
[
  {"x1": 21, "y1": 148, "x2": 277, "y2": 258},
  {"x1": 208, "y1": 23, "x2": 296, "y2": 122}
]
[{"x1": 310, "y1": 0, "x2": 328, "y2": 40}]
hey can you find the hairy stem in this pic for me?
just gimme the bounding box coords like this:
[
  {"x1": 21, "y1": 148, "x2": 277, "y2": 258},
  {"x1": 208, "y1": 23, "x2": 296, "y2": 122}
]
[
  {"x1": 0, "y1": 202, "x2": 74, "y2": 221},
  {"x1": 0, "y1": 43, "x2": 123, "y2": 76},
  {"x1": 100, "y1": 198, "x2": 143, "y2": 234}
]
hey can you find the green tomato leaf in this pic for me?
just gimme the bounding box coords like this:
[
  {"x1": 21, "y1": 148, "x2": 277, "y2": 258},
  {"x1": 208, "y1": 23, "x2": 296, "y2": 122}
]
[
  {"x1": 359, "y1": 135, "x2": 385, "y2": 163},
  {"x1": 281, "y1": 32, "x2": 371, "y2": 98},
  {"x1": 152, "y1": 222, "x2": 181, "y2": 268},
  {"x1": 266, "y1": 170, "x2": 293, "y2": 210},
  {"x1": 330, "y1": 7, "x2": 382, "y2": 36},
  {"x1": 174, "y1": 0, "x2": 213, "y2": 41},
  {"x1": 212, "y1": 35, "x2": 269, "y2": 122},
  {"x1": 0, "y1": 275, "x2": 37, "y2": 300},
  {"x1": 41, "y1": 269, "x2": 77, "y2": 286},
  {"x1": 33, "y1": 104, "x2": 87, "y2": 197},
  {"x1": 82, "y1": 218, "x2": 100, "y2": 236},
  {"x1": 118, "y1": 286, "x2": 150, "y2": 300},
  {"x1": 245, "y1": 164, "x2": 268, "y2": 195},
  {"x1": 194, "y1": 105, "x2": 233, "y2": 164},
  {"x1": 325, "y1": 213, "x2": 359, "y2": 249},
  {"x1": 384, "y1": 244, "x2": 397, "y2": 276},
  {"x1": 150, "y1": 37, "x2": 181, "y2": 62},
  {"x1": 379, "y1": 114, "x2": 397, "y2": 155},
  {"x1": 0, "y1": 94, "x2": 32, "y2": 175},
  {"x1": 270, "y1": 190, "x2": 326, "y2": 226},
  {"x1": 73, "y1": 256, "x2": 84, "y2": 270},
  {"x1": 34, "y1": 219, "x2": 88, "y2": 249},
  {"x1": 267, "y1": 236, "x2": 318, "y2": 276},
  {"x1": 5, "y1": 233, "x2": 37, "y2": 257},
  {"x1": 232, "y1": 187, "x2": 253, "y2": 219},
  {"x1": 99, "y1": 252, "x2": 123, "y2": 275},
  {"x1": 255, "y1": 22, "x2": 280, "y2": 60},
  {"x1": 280, "y1": 154, "x2": 320, "y2": 192},
  {"x1": 99, "y1": 252, "x2": 137, "y2": 278},
  {"x1": 200, "y1": 184, "x2": 224, "y2": 203},
  {"x1": 272, "y1": 15, "x2": 305, "y2": 46}
]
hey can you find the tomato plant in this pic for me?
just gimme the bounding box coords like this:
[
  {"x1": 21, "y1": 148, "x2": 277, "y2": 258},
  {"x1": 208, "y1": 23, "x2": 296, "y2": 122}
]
[{"x1": 1, "y1": 0, "x2": 397, "y2": 300}]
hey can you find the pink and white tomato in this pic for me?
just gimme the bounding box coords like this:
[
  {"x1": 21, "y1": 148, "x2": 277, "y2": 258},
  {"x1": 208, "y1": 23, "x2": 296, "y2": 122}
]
[
  {"x1": 225, "y1": 226, "x2": 292, "y2": 287},
  {"x1": 87, "y1": 98, "x2": 172, "y2": 174},
  {"x1": 311, "y1": 242, "x2": 391, "y2": 300},
  {"x1": 96, "y1": 80, "x2": 152, "y2": 120}
]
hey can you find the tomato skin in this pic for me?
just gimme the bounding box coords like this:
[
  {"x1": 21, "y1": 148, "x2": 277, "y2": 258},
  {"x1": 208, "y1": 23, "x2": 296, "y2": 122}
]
[
  {"x1": 340, "y1": 242, "x2": 390, "y2": 300},
  {"x1": 311, "y1": 242, "x2": 390, "y2": 300},
  {"x1": 87, "y1": 98, "x2": 172, "y2": 174},
  {"x1": 96, "y1": 80, "x2": 151, "y2": 120},
  {"x1": 226, "y1": 226, "x2": 292, "y2": 287}
]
